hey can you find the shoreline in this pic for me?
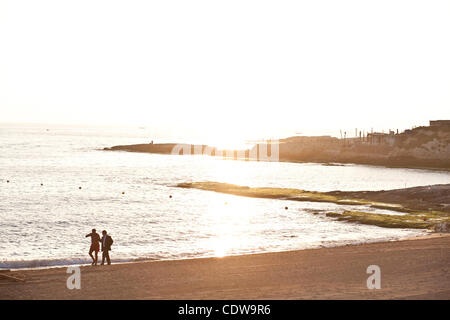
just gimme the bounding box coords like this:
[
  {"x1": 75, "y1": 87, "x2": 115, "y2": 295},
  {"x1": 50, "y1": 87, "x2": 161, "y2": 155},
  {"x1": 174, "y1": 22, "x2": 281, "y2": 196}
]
[
  {"x1": 1, "y1": 234, "x2": 449, "y2": 299},
  {"x1": 1, "y1": 231, "x2": 437, "y2": 272},
  {"x1": 177, "y1": 182, "x2": 450, "y2": 230},
  {"x1": 104, "y1": 143, "x2": 450, "y2": 171}
]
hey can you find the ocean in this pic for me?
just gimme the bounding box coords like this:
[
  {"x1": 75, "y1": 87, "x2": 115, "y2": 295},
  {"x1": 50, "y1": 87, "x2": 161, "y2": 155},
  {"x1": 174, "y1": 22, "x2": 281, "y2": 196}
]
[{"x1": 1, "y1": 123, "x2": 450, "y2": 269}]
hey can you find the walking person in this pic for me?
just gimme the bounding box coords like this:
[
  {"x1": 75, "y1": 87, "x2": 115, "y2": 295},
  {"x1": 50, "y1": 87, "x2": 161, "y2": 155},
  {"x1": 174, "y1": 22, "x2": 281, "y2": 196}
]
[
  {"x1": 100, "y1": 230, "x2": 114, "y2": 265},
  {"x1": 85, "y1": 229, "x2": 100, "y2": 265}
]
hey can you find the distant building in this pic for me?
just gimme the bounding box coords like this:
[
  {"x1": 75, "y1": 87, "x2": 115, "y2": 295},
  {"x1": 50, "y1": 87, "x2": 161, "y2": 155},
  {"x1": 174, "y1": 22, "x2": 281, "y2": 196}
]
[
  {"x1": 430, "y1": 120, "x2": 450, "y2": 127},
  {"x1": 365, "y1": 131, "x2": 400, "y2": 145}
]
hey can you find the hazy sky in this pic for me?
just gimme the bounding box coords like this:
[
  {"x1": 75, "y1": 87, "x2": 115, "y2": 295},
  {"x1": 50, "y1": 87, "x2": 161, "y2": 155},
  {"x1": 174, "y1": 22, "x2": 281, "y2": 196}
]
[{"x1": 1, "y1": 0, "x2": 449, "y2": 140}]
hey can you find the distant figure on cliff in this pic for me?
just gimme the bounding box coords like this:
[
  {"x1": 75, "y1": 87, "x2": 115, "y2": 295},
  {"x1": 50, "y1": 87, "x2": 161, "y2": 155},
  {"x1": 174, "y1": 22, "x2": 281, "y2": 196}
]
[
  {"x1": 85, "y1": 229, "x2": 100, "y2": 265},
  {"x1": 100, "y1": 230, "x2": 114, "y2": 265}
]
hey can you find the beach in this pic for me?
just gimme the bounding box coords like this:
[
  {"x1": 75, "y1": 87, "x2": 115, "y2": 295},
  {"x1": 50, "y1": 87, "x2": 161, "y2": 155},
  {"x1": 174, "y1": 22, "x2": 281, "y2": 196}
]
[
  {"x1": 1, "y1": 234, "x2": 449, "y2": 300},
  {"x1": 2, "y1": 0, "x2": 450, "y2": 305}
]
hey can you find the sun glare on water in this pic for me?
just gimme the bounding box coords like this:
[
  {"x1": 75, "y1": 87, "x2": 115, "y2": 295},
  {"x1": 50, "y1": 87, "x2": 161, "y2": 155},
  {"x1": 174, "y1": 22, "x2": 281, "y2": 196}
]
[{"x1": 207, "y1": 193, "x2": 256, "y2": 258}]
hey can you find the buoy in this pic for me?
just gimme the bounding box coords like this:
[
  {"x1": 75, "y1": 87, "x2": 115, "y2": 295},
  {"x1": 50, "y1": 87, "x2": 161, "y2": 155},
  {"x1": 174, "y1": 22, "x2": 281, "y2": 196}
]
[
  {"x1": 79, "y1": 187, "x2": 82, "y2": 189},
  {"x1": 285, "y1": 206, "x2": 288, "y2": 210},
  {"x1": 6, "y1": 180, "x2": 9, "y2": 183},
  {"x1": 40, "y1": 183, "x2": 43, "y2": 186},
  {"x1": 423, "y1": 217, "x2": 427, "y2": 221},
  {"x1": 169, "y1": 195, "x2": 172, "y2": 198},
  {"x1": 122, "y1": 192, "x2": 125, "y2": 195}
]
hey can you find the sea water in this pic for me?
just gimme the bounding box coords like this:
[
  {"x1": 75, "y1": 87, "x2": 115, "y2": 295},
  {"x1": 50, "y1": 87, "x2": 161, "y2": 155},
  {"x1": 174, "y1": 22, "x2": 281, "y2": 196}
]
[{"x1": 1, "y1": 124, "x2": 449, "y2": 269}]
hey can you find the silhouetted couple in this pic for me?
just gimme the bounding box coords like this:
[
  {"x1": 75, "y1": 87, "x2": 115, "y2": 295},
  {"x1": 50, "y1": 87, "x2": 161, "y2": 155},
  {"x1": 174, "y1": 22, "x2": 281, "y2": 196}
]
[{"x1": 85, "y1": 229, "x2": 114, "y2": 266}]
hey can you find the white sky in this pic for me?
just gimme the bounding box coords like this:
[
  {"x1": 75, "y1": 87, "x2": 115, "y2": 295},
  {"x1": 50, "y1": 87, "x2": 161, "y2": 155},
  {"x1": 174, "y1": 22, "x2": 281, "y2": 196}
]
[{"x1": 1, "y1": 0, "x2": 449, "y2": 141}]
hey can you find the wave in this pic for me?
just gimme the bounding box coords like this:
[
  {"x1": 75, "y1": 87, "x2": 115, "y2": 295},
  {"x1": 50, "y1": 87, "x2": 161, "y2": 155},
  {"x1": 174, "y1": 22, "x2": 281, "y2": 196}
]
[
  {"x1": 0, "y1": 230, "x2": 428, "y2": 270},
  {"x1": 0, "y1": 255, "x2": 200, "y2": 270},
  {"x1": 0, "y1": 257, "x2": 134, "y2": 270}
]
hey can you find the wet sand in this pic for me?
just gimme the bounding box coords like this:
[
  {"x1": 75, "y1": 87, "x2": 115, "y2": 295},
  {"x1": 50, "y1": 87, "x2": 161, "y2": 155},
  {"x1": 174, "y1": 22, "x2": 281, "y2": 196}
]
[{"x1": 1, "y1": 235, "x2": 449, "y2": 300}]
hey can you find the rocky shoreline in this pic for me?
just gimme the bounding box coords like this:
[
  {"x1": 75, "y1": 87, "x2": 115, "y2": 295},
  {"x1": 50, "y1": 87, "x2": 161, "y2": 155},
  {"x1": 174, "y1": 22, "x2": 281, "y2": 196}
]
[
  {"x1": 177, "y1": 182, "x2": 450, "y2": 230},
  {"x1": 105, "y1": 121, "x2": 450, "y2": 170},
  {"x1": 104, "y1": 141, "x2": 450, "y2": 171}
]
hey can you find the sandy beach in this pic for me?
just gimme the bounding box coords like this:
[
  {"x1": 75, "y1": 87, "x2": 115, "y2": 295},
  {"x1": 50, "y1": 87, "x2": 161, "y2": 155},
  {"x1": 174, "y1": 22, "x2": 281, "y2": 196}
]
[
  {"x1": 1, "y1": 234, "x2": 449, "y2": 300},
  {"x1": 2, "y1": 0, "x2": 450, "y2": 306}
]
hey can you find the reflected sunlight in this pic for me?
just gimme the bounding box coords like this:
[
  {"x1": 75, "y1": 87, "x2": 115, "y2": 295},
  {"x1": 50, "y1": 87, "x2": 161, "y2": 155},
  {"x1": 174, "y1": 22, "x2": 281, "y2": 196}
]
[{"x1": 207, "y1": 193, "x2": 255, "y2": 258}]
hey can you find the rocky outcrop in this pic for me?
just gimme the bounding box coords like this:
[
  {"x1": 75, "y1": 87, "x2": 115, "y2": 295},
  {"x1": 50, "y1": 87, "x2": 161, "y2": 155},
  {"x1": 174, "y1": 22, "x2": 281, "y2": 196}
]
[{"x1": 105, "y1": 123, "x2": 450, "y2": 170}]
